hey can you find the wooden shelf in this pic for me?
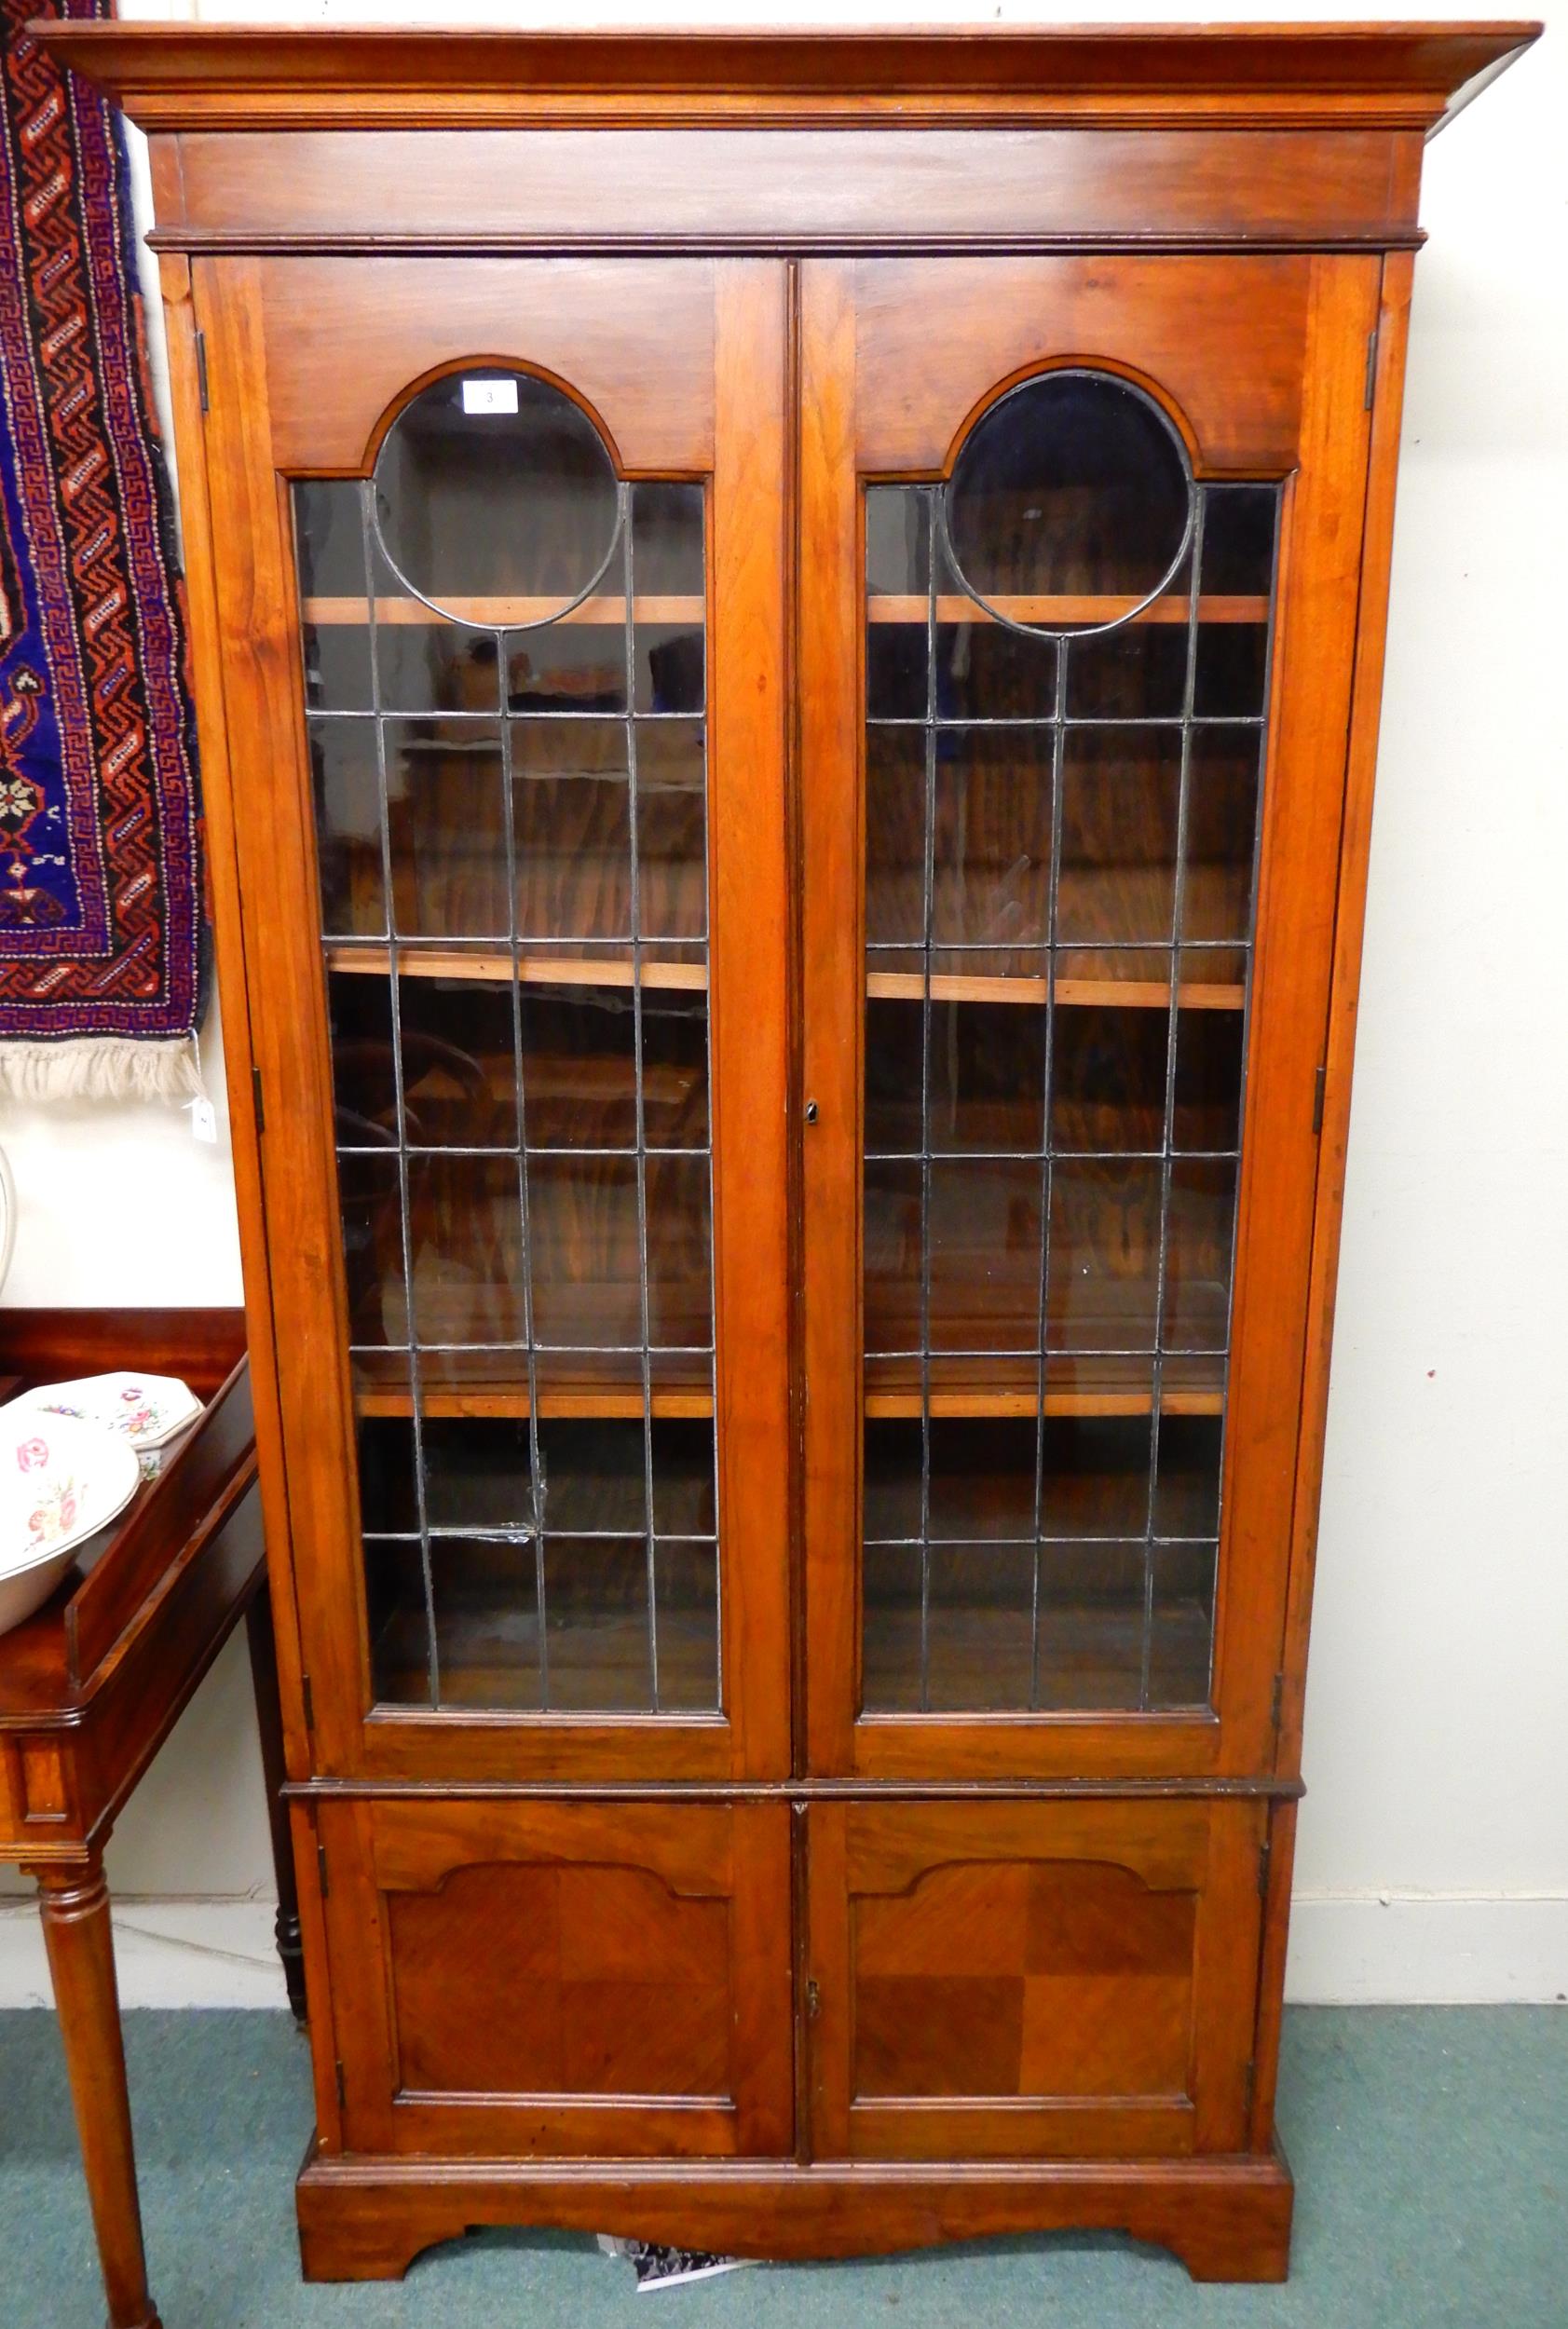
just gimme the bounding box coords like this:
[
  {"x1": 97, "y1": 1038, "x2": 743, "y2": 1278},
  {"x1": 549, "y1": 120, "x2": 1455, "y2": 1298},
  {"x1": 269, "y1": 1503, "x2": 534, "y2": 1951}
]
[
  {"x1": 303, "y1": 594, "x2": 702, "y2": 629},
  {"x1": 352, "y1": 1355, "x2": 1221, "y2": 1423},
  {"x1": 300, "y1": 591, "x2": 1265, "y2": 633},
  {"x1": 326, "y1": 950, "x2": 1238, "y2": 1010},
  {"x1": 357, "y1": 1386, "x2": 714, "y2": 1421},
  {"x1": 864, "y1": 1387, "x2": 1223, "y2": 1421},
  {"x1": 866, "y1": 969, "x2": 1245, "y2": 1012},
  {"x1": 866, "y1": 593, "x2": 1267, "y2": 628},
  {"x1": 326, "y1": 946, "x2": 708, "y2": 994},
  {"x1": 352, "y1": 1372, "x2": 1220, "y2": 1423},
  {"x1": 863, "y1": 1351, "x2": 1225, "y2": 1421},
  {"x1": 353, "y1": 1371, "x2": 714, "y2": 1423}
]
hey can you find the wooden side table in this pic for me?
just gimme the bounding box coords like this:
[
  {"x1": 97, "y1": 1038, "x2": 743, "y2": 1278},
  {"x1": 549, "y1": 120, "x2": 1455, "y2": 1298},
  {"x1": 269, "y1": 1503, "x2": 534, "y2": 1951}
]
[{"x1": 0, "y1": 1308, "x2": 301, "y2": 2329}]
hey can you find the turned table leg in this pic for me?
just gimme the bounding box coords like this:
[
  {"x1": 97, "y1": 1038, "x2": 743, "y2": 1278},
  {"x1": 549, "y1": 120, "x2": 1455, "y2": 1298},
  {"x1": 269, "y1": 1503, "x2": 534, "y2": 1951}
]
[
  {"x1": 244, "y1": 1583, "x2": 307, "y2": 2024},
  {"x1": 32, "y1": 1858, "x2": 163, "y2": 2329}
]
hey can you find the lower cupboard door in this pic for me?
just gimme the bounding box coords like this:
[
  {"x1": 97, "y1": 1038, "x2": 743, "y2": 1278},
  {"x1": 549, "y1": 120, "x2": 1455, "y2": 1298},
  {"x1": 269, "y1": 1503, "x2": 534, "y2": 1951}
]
[
  {"x1": 320, "y1": 1798, "x2": 793, "y2": 2158},
  {"x1": 806, "y1": 1798, "x2": 1267, "y2": 2159}
]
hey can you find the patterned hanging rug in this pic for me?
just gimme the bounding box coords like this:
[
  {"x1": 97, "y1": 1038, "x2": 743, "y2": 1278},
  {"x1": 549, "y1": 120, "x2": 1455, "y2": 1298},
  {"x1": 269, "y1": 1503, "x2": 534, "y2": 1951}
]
[{"x1": 0, "y1": 0, "x2": 201, "y2": 1100}]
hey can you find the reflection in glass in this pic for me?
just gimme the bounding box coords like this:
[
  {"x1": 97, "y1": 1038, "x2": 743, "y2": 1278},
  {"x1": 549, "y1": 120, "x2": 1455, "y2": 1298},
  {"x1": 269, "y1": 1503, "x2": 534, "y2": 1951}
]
[
  {"x1": 374, "y1": 563, "x2": 502, "y2": 716},
  {"x1": 374, "y1": 368, "x2": 620, "y2": 622},
  {"x1": 866, "y1": 727, "x2": 1056, "y2": 954},
  {"x1": 1067, "y1": 609, "x2": 1191, "y2": 720},
  {"x1": 310, "y1": 720, "x2": 384, "y2": 935},
  {"x1": 860, "y1": 385, "x2": 1279, "y2": 1716},
  {"x1": 398, "y1": 978, "x2": 520, "y2": 1151},
  {"x1": 1049, "y1": 1006, "x2": 1169, "y2": 1153},
  {"x1": 936, "y1": 593, "x2": 1057, "y2": 723},
  {"x1": 295, "y1": 375, "x2": 718, "y2": 1718},
  {"x1": 1057, "y1": 728, "x2": 1181, "y2": 945},
  {"x1": 866, "y1": 995, "x2": 1047, "y2": 1159},
  {"x1": 338, "y1": 1154, "x2": 405, "y2": 1346},
  {"x1": 1182, "y1": 728, "x2": 1263, "y2": 944},
  {"x1": 386, "y1": 719, "x2": 510, "y2": 938},
  {"x1": 296, "y1": 481, "x2": 373, "y2": 711},
  {"x1": 945, "y1": 371, "x2": 1192, "y2": 621}
]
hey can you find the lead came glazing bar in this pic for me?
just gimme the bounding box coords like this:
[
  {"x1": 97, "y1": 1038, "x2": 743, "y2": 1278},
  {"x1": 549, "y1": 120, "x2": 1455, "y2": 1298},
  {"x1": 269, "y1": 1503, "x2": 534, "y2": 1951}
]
[
  {"x1": 495, "y1": 537, "x2": 555, "y2": 1714},
  {"x1": 1029, "y1": 621, "x2": 1068, "y2": 1709},
  {"x1": 1139, "y1": 492, "x2": 1207, "y2": 1712},
  {"x1": 359, "y1": 483, "x2": 440, "y2": 1709},
  {"x1": 622, "y1": 498, "x2": 664, "y2": 1712},
  {"x1": 918, "y1": 490, "x2": 938, "y2": 1711}
]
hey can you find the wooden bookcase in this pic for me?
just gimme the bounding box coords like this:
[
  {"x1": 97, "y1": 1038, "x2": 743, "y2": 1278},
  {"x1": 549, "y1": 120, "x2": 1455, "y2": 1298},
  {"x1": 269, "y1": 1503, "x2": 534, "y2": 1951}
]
[{"x1": 44, "y1": 18, "x2": 1537, "y2": 2292}]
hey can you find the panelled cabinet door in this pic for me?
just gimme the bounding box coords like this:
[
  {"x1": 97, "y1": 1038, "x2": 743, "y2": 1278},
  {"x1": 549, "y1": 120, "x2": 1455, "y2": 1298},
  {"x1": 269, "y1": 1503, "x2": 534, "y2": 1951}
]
[
  {"x1": 320, "y1": 1798, "x2": 794, "y2": 2159},
  {"x1": 800, "y1": 255, "x2": 1380, "y2": 1780},
  {"x1": 195, "y1": 259, "x2": 790, "y2": 1780},
  {"x1": 806, "y1": 1798, "x2": 1267, "y2": 2159}
]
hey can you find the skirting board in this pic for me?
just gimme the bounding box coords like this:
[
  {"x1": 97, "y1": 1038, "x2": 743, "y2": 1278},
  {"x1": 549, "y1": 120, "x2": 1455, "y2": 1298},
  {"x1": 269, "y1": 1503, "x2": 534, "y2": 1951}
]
[
  {"x1": 0, "y1": 1891, "x2": 1564, "y2": 2010},
  {"x1": 1283, "y1": 1892, "x2": 1568, "y2": 2004},
  {"x1": 0, "y1": 1896, "x2": 285, "y2": 2009}
]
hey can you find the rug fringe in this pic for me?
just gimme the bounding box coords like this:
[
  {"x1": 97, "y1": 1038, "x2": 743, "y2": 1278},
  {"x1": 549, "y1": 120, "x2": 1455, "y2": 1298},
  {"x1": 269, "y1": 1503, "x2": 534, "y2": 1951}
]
[{"x1": 0, "y1": 1038, "x2": 201, "y2": 1105}]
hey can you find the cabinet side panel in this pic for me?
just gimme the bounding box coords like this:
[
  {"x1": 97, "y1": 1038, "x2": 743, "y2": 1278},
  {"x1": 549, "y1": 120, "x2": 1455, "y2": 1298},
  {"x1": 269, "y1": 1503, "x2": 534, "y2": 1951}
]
[
  {"x1": 291, "y1": 1801, "x2": 347, "y2": 2153},
  {"x1": 1248, "y1": 1793, "x2": 1300, "y2": 2149},
  {"x1": 1209, "y1": 253, "x2": 1382, "y2": 1767},
  {"x1": 1276, "y1": 252, "x2": 1414, "y2": 1777}
]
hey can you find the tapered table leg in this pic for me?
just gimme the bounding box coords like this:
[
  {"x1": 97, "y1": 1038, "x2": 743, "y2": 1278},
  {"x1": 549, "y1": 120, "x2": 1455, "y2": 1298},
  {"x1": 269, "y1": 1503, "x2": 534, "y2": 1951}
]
[
  {"x1": 244, "y1": 1583, "x2": 307, "y2": 2023},
  {"x1": 33, "y1": 1859, "x2": 162, "y2": 2329}
]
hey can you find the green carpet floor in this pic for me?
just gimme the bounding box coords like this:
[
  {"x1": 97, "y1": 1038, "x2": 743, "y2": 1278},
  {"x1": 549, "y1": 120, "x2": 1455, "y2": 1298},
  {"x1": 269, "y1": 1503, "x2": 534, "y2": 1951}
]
[{"x1": 1, "y1": 2009, "x2": 1563, "y2": 2327}]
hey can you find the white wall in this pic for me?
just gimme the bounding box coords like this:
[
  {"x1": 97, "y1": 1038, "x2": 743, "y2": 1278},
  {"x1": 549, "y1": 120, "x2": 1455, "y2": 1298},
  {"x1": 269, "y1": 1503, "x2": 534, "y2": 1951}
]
[{"x1": 1, "y1": 0, "x2": 1563, "y2": 2007}]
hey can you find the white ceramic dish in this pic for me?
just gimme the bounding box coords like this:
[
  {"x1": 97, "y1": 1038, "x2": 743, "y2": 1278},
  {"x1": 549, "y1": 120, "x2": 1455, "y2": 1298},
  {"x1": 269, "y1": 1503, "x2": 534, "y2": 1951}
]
[
  {"x1": 0, "y1": 1410, "x2": 143, "y2": 1637},
  {"x1": 8, "y1": 1369, "x2": 203, "y2": 1452}
]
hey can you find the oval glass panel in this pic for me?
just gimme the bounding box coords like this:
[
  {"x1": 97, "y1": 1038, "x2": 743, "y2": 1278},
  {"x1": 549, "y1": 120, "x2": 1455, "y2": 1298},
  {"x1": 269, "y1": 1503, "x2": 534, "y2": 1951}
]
[
  {"x1": 373, "y1": 369, "x2": 621, "y2": 626},
  {"x1": 944, "y1": 371, "x2": 1192, "y2": 634}
]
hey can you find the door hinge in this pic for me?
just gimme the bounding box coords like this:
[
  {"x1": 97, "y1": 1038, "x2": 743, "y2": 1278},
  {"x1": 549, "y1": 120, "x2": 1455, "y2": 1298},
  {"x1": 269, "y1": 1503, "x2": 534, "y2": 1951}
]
[
  {"x1": 195, "y1": 326, "x2": 210, "y2": 415},
  {"x1": 1258, "y1": 1837, "x2": 1274, "y2": 1902},
  {"x1": 1270, "y1": 1668, "x2": 1285, "y2": 1732},
  {"x1": 252, "y1": 1065, "x2": 266, "y2": 1134},
  {"x1": 806, "y1": 1979, "x2": 822, "y2": 2021},
  {"x1": 1364, "y1": 323, "x2": 1380, "y2": 410},
  {"x1": 300, "y1": 1671, "x2": 314, "y2": 1734},
  {"x1": 1312, "y1": 1064, "x2": 1326, "y2": 1137},
  {"x1": 334, "y1": 2059, "x2": 347, "y2": 2115},
  {"x1": 317, "y1": 1840, "x2": 330, "y2": 1902}
]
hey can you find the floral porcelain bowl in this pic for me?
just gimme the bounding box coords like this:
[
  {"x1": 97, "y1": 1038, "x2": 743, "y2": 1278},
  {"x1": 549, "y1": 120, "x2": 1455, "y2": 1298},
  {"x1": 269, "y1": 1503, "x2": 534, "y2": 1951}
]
[
  {"x1": 0, "y1": 1409, "x2": 143, "y2": 1637},
  {"x1": 8, "y1": 1370, "x2": 203, "y2": 1454}
]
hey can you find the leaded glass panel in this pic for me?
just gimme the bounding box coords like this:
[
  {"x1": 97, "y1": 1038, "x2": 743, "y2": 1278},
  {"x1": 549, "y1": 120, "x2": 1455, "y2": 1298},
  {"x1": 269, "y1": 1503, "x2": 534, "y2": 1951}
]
[
  {"x1": 860, "y1": 373, "x2": 1278, "y2": 1716},
  {"x1": 295, "y1": 369, "x2": 717, "y2": 1714}
]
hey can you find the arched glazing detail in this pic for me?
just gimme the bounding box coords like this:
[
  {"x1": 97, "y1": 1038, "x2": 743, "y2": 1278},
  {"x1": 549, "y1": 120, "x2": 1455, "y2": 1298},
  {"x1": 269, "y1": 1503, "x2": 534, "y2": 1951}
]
[
  {"x1": 862, "y1": 367, "x2": 1280, "y2": 1717},
  {"x1": 293, "y1": 367, "x2": 717, "y2": 1716},
  {"x1": 943, "y1": 370, "x2": 1194, "y2": 636}
]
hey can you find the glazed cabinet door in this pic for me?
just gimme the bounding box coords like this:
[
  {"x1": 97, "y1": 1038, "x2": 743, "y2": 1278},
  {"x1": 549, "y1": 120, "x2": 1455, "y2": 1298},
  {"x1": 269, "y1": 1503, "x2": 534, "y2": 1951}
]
[
  {"x1": 800, "y1": 255, "x2": 1380, "y2": 1779},
  {"x1": 193, "y1": 259, "x2": 789, "y2": 1780}
]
